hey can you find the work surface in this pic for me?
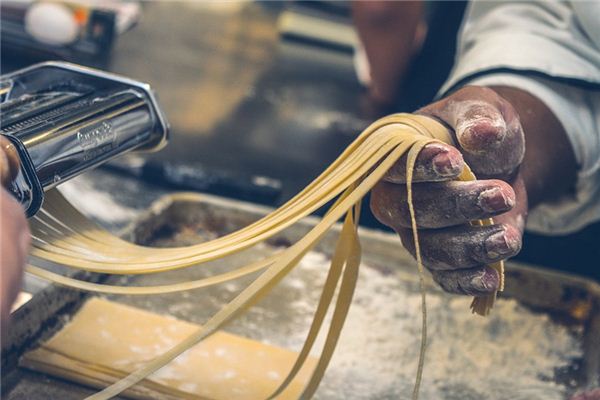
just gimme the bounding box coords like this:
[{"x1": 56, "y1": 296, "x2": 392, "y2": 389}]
[{"x1": 3, "y1": 169, "x2": 600, "y2": 399}]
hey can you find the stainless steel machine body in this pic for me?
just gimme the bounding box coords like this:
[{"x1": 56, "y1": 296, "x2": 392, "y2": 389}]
[{"x1": 0, "y1": 61, "x2": 169, "y2": 216}]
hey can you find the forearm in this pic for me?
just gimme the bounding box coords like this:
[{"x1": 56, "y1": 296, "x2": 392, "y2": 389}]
[
  {"x1": 489, "y1": 86, "x2": 577, "y2": 209},
  {"x1": 351, "y1": 1, "x2": 424, "y2": 104}
]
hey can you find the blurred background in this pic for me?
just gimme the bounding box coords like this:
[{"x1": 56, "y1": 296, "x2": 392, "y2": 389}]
[
  {"x1": 0, "y1": 0, "x2": 464, "y2": 218},
  {"x1": 1, "y1": 0, "x2": 598, "y2": 278}
]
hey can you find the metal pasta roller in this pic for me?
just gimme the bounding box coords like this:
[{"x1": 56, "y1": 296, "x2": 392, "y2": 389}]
[{"x1": 0, "y1": 61, "x2": 169, "y2": 217}]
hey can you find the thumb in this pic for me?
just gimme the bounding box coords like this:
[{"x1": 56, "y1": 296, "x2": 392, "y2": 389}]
[{"x1": 418, "y1": 86, "x2": 525, "y2": 179}]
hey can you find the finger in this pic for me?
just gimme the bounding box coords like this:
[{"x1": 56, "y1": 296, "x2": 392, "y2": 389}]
[
  {"x1": 383, "y1": 142, "x2": 464, "y2": 183},
  {"x1": 452, "y1": 100, "x2": 524, "y2": 178},
  {"x1": 0, "y1": 149, "x2": 11, "y2": 187},
  {"x1": 397, "y1": 223, "x2": 521, "y2": 270},
  {"x1": 0, "y1": 136, "x2": 20, "y2": 187},
  {"x1": 0, "y1": 188, "x2": 30, "y2": 269},
  {"x1": 418, "y1": 86, "x2": 525, "y2": 178},
  {"x1": 371, "y1": 179, "x2": 515, "y2": 229},
  {"x1": 0, "y1": 189, "x2": 29, "y2": 329},
  {"x1": 431, "y1": 266, "x2": 500, "y2": 296},
  {"x1": 454, "y1": 100, "x2": 509, "y2": 152}
]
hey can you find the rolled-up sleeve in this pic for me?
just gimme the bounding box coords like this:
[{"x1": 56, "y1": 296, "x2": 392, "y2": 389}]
[
  {"x1": 441, "y1": 1, "x2": 600, "y2": 94},
  {"x1": 439, "y1": 1, "x2": 600, "y2": 235}
]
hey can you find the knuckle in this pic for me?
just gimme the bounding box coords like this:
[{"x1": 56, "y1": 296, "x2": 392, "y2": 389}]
[
  {"x1": 369, "y1": 184, "x2": 397, "y2": 228},
  {"x1": 421, "y1": 229, "x2": 478, "y2": 270},
  {"x1": 383, "y1": 160, "x2": 407, "y2": 183},
  {"x1": 371, "y1": 182, "x2": 417, "y2": 229}
]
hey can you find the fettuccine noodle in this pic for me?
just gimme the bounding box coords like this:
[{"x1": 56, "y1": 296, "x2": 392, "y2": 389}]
[{"x1": 26, "y1": 113, "x2": 503, "y2": 400}]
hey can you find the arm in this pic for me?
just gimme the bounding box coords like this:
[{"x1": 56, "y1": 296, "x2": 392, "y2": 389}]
[
  {"x1": 351, "y1": 1, "x2": 425, "y2": 106},
  {"x1": 490, "y1": 86, "x2": 576, "y2": 208},
  {"x1": 370, "y1": 85, "x2": 576, "y2": 295}
]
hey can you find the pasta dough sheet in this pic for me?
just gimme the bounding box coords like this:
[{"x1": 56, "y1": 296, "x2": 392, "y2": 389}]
[{"x1": 20, "y1": 297, "x2": 317, "y2": 400}]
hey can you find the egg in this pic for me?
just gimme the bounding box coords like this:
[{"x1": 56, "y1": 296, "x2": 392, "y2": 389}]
[{"x1": 25, "y1": 2, "x2": 80, "y2": 46}]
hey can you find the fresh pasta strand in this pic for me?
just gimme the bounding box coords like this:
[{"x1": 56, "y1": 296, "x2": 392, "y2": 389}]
[
  {"x1": 27, "y1": 113, "x2": 504, "y2": 399},
  {"x1": 406, "y1": 143, "x2": 428, "y2": 400}
]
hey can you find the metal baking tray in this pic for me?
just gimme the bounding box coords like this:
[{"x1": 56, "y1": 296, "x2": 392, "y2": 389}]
[{"x1": 3, "y1": 193, "x2": 599, "y2": 399}]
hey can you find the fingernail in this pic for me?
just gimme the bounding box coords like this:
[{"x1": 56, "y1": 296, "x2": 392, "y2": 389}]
[
  {"x1": 432, "y1": 150, "x2": 462, "y2": 177},
  {"x1": 466, "y1": 122, "x2": 506, "y2": 143},
  {"x1": 484, "y1": 230, "x2": 514, "y2": 259},
  {"x1": 457, "y1": 118, "x2": 507, "y2": 153},
  {"x1": 470, "y1": 268, "x2": 499, "y2": 293},
  {"x1": 478, "y1": 187, "x2": 513, "y2": 213}
]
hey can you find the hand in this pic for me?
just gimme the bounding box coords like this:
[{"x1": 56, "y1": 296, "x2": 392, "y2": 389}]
[
  {"x1": 370, "y1": 86, "x2": 526, "y2": 296},
  {"x1": 1, "y1": 188, "x2": 29, "y2": 332},
  {"x1": 0, "y1": 136, "x2": 29, "y2": 333}
]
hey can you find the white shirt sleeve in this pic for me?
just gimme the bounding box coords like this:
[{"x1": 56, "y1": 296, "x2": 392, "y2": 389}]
[
  {"x1": 440, "y1": 1, "x2": 600, "y2": 94},
  {"x1": 438, "y1": 1, "x2": 600, "y2": 235},
  {"x1": 464, "y1": 74, "x2": 600, "y2": 235}
]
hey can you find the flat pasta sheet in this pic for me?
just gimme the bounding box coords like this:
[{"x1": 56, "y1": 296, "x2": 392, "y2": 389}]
[{"x1": 21, "y1": 298, "x2": 317, "y2": 400}]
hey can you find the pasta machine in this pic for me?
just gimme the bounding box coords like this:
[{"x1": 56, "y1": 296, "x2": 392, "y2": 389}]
[{"x1": 0, "y1": 61, "x2": 169, "y2": 217}]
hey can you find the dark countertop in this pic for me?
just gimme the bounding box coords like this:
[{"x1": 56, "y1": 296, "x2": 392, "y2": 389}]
[{"x1": 106, "y1": 2, "x2": 369, "y2": 203}]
